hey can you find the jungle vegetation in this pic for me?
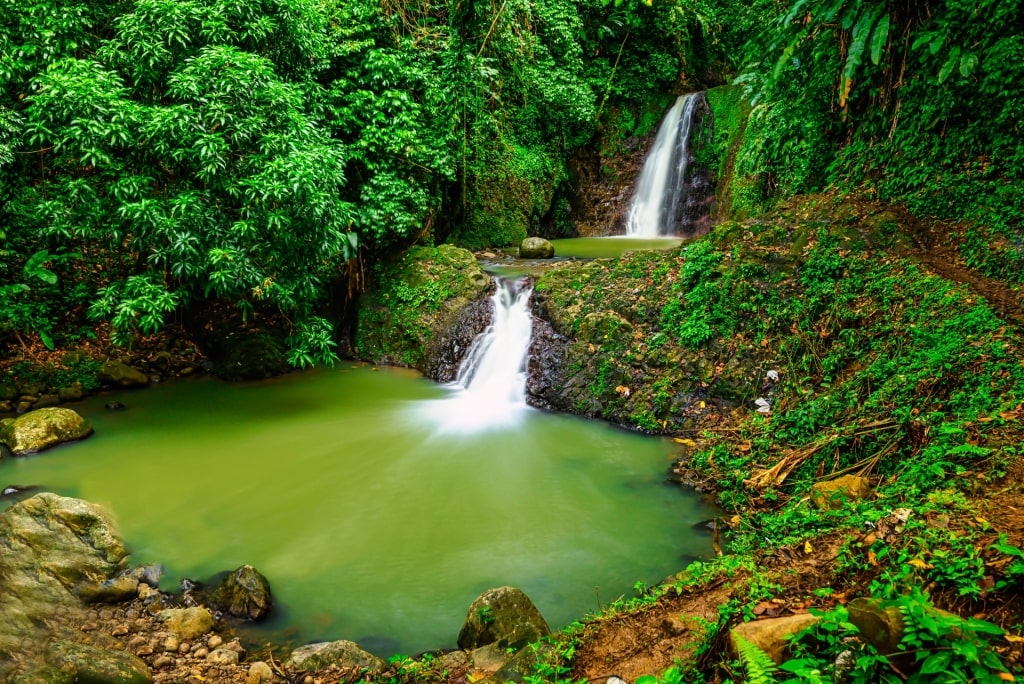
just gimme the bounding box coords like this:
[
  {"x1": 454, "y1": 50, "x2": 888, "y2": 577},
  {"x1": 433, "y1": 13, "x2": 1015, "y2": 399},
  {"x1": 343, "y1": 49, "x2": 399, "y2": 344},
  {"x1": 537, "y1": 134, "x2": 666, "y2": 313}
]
[{"x1": 0, "y1": 0, "x2": 1020, "y2": 364}]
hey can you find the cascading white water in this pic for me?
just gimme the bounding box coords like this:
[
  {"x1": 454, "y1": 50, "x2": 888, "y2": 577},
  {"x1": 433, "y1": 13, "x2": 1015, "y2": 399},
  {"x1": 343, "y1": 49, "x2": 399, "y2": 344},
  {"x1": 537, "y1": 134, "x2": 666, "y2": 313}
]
[
  {"x1": 625, "y1": 93, "x2": 703, "y2": 238},
  {"x1": 418, "y1": 277, "x2": 534, "y2": 431}
]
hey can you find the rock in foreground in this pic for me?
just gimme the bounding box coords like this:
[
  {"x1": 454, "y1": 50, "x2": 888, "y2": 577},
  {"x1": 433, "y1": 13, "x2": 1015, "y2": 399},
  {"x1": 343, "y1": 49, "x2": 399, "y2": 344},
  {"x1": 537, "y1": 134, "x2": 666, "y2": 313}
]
[
  {"x1": 0, "y1": 407, "x2": 93, "y2": 456},
  {"x1": 457, "y1": 586, "x2": 550, "y2": 651},
  {"x1": 286, "y1": 640, "x2": 387, "y2": 673},
  {"x1": 0, "y1": 493, "x2": 135, "y2": 680}
]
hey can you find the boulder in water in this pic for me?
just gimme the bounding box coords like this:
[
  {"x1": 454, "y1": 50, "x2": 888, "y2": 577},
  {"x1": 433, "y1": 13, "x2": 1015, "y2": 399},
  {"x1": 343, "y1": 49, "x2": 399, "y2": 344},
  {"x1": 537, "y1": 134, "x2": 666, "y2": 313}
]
[
  {"x1": 519, "y1": 237, "x2": 555, "y2": 259},
  {"x1": 98, "y1": 360, "x2": 149, "y2": 388},
  {"x1": 0, "y1": 407, "x2": 93, "y2": 455},
  {"x1": 285, "y1": 640, "x2": 387, "y2": 673},
  {"x1": 205, "y1": 564, "x2": 273, "y2": 620},
  {"x1": 457, "y1": 586, "x2": 551, "y2": 651}
]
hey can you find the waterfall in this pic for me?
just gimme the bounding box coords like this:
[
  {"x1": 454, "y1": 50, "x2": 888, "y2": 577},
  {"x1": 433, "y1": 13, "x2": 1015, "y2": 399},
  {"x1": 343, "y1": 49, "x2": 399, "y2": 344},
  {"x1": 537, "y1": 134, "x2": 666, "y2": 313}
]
[
  {"x1": 624, "y1": 92, "x2": 712, "y2": 238},
  {"x1": 418, "y1": 277, "x2": 534, "y2": 431}
]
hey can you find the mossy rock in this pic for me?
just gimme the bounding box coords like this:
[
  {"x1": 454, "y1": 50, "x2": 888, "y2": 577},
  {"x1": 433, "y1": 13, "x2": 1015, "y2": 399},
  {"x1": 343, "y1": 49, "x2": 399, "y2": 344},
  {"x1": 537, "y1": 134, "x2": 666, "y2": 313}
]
[
  {"x1": 97, "y1": 360, "x2": 148, "y2": 388},
  {"x1": 285, "y1": 640, "x2": 386, "y2": 673},
  {"x1": 457, "y1": 586, "x2": 550, "y2": 652},
  {"x1": 0, "y1": 408, "x2": 93, "y2": 455},
  {"x1": 356, "y1": 245, "x2": 491, "y2": 371},
  {"x1": 47, "y1": 641, "x2": 152, "y2": 684}
]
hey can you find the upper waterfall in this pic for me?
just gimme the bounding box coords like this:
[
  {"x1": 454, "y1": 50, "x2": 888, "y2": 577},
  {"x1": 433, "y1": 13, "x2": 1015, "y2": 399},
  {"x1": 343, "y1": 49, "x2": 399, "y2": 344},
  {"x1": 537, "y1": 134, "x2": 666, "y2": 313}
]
[
  {"x1": 416, "y1": 277, "x2": 534, "y2": 432},
  {"x1": 624, "y1": 92, "x2": 712, "y2": 238}
]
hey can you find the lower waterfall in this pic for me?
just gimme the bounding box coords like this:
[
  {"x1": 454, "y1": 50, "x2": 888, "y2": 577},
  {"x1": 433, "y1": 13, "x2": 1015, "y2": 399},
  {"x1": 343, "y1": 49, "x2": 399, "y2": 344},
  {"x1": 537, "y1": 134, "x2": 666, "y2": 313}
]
[{"x1": 419, "y1": 277, "x2": 533, "y2": 431}]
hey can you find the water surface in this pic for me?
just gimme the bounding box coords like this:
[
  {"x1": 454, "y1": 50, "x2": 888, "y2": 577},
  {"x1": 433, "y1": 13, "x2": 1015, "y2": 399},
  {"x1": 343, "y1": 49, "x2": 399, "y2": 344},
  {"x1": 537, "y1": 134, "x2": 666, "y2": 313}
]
[
  {"x1": 1, "y1": 366, "x2": 717, "y2": 655},
  {"x1": 550, "y1": 237, "x2": 683, "y2": 260}
]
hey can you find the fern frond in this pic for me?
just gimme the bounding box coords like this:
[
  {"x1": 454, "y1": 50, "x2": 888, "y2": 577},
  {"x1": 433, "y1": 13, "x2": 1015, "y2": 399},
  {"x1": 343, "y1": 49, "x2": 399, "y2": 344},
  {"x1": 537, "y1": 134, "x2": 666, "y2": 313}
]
[{"x1": 735, "y1": 634, "x2": 778, "y2": 684}]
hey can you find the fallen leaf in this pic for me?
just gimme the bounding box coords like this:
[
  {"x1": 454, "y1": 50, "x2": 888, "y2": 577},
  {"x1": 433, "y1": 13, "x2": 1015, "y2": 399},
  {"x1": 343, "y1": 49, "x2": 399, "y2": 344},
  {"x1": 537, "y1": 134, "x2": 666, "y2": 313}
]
[
  {"x1": 997, "y1": 673, "x2": 1015, "y2": 682},
  {"x1": 1005, "y1": 634, "x2": 1024, "y2": 644},
  {"x1": 868, "y1": 551, "x2": 878, "y2": 566},
  {"x1": 804, "y1": 540, "x2": 814, "y2": 554},
  {"x1": 672, "y1": 438, "x2": 697, "y2": 446},
  {"x1": 907, "y1": 558, "x2": 932, "y2": 570}
]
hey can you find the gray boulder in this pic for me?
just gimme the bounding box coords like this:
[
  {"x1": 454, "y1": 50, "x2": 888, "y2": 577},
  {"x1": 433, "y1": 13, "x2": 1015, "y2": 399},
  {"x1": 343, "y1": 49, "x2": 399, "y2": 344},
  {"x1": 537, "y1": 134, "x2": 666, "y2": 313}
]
[
  {"x1": 0, "y1": 408, "x2": 93, "y2": 455},
  {"x1": 98, "y1": 360, "x2": 149, "y2": 388},
  {"x1": 519, "y1": 237, "x2": 555, "y2": 259},
  {"x1": 457, "y1": 586, "x2": 550, "y2": 651},
  {"x1": 285, "y1": 640, "x2": 387, "y2": 673}
]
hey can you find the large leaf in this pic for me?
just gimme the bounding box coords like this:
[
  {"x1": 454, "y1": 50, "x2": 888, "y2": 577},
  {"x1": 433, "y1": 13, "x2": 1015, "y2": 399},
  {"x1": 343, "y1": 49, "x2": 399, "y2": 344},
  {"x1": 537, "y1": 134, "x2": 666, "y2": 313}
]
[
  {"x1": 870, "y1": 12, "x2": 890, "y2": 65},
  {"x1": 960, "y1": 51, "x2": 978, "y2": 77},
  {"x1": 938, "y1": 46, "x2": 961, "y2": 83},
  {"x1": 840, "y1": 5, "x2": 883, "y2": 107},
  {"x1": 23, "y1": 250, "x2": 57, "y2": 285}
]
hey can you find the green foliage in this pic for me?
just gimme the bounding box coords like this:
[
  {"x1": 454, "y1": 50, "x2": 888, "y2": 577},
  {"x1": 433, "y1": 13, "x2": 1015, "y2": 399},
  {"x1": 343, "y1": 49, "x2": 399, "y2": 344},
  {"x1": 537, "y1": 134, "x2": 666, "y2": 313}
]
[
  {"x1": 734, "y1": 636, "x2": 778, "y2": 684},
  {"x1": 90, "y1": 274, "x2": 180, "y2": 346},
  {"x1": 636, "y1": 665, "x2": 685, "y2": 684},
  {"x1": 780, "y1": 589, "x2": 1009, "y2": 683},
  {"x1": 988, "y1": 537, "x2": 1024, "y2": 592},
  {"x1": 0, "y1": 248, "x2": 86, "y2": 351},
  {"x1": 731, "y1": 0, "x2": 1024, "y2": 281}
]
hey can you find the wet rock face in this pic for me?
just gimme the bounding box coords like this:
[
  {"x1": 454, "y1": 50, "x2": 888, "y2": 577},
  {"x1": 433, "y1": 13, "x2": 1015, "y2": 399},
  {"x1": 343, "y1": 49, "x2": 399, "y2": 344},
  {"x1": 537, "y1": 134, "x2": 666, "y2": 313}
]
[
  {"x1": 457, "y1": 586, "x2": 551, "y2": 652},
  {"x1": 357, "y1": 245, "x2": 492, "y2": 371},
  {"x1": 424, "y1": 290, "x2": 495, "y2": 382},
  {"x1": 0, "y1": 407, "x2": 93, "y2": 456},
  {"x1": 525, "y1": 311, "x2": 569, "y2": 411}
]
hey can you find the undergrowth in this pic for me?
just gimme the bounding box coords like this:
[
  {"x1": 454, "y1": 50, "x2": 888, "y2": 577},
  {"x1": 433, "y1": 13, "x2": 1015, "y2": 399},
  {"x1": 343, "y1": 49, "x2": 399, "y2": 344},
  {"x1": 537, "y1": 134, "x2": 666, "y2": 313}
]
[{"x1": 524, "y1": 198, "x2": 1024, "y2": 683}]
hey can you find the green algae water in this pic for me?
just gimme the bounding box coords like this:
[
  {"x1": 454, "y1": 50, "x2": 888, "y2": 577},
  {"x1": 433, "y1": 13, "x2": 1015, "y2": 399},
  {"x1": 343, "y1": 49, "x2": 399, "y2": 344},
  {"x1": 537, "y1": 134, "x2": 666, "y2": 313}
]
[
  {"x1": 549, "y1": 237, "x2": 682, "y2": 259},
  {"x1": 0, "y1": 366, "x2": 718, "y2": 655}
]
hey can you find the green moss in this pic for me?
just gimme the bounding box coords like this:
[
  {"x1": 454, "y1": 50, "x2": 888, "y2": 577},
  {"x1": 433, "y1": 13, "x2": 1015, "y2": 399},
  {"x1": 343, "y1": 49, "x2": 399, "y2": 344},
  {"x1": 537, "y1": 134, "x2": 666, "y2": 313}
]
[
  {"x1": 355, "y1": 245, "x2": 491, "y2": 369},
  {"x1": 704, "y1": 85, "x2": 754, "y2": 220},
  {"x1": 454, "y1": 141, "x2": 563, "y2": 248}
]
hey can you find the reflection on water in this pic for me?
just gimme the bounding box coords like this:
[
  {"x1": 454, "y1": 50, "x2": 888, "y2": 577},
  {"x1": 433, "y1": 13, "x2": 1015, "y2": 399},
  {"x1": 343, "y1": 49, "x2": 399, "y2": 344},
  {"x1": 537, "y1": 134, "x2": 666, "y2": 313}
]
[{"x1": 0, "y1": 366, "x2": 719, "y2": 655}]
